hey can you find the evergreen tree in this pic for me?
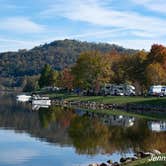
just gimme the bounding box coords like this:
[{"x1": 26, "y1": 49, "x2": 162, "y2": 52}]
[{"x1": 38, "y1": 64, "x2": 52, "y2": 88}]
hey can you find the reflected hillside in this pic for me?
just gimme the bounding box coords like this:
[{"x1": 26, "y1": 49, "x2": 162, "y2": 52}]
[{"x1": 0, "y1": 94, "x2": 165, "y2": 156}]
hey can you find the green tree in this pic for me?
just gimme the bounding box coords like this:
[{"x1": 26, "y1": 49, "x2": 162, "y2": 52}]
[
  {"x1": 38, "y1": 64, "x2": 52, "y2": 88},
  {"x1": 125, "y1": 51, "x2": 148, "y2": 92},
  {"x1": 38, "y1": 64, "x2": 59, "y2": 88},
  {"x1": 48, "y1": 70, "x2": 59, "y2": 87},
  {"x1": 23, "y1": 78, "x2": 39, "y2": 92},
  {"x1": 72, "y1": 51, "x2": 112, "y2": 93}
]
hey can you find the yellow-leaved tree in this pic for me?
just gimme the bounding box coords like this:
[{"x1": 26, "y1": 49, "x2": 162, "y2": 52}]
[
  {"x1": 145, "y1": 62, "x2": 166, "y2": 86},
  {"x1": 71, "y1": 51, "x2": 112, "y2": 94}
]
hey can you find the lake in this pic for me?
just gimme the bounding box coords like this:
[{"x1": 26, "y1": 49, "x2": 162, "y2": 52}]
[{"x1": 0, "y1": 93, "x2": 165, "y2": 166}]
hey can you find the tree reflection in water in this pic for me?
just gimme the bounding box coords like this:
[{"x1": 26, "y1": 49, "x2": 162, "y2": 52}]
[
  {"x1": 37, "y1": 106, "x2": 166, "y2": 155},
  {"x1": 0, "y1": 98, "x2": 165, "y2": 156},
  {"x1": 69, "y1": 116, "x2": 110, "y2": 155}
]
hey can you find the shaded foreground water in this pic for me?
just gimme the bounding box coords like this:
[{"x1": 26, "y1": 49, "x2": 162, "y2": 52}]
[{"x1": 0, "y1": 93, "x2": 165, "y2": 166}]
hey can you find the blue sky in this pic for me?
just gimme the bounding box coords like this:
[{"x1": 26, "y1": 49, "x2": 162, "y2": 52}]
[{"x1": 0, "y1": 0, "x2": 166, "y2": 52}]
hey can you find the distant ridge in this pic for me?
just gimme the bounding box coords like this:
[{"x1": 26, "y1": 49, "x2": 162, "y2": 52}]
[{"x1": 0, "y1": 39, "x2": 138, "y2": 77}]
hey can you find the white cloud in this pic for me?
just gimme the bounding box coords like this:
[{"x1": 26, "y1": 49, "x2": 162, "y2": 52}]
[
  {"x1": 60, "y1": 28, "x2": 126, "y2": 39},
  {"x1": 0, "y1": 28, "x2": 124, "y2": 52},
  {"x1": 109, "y1": 39, "x2": 166, "y2": 50},
  {"x1": 132, "y1": 0, "x2": 166, "y2": 14},
  {"x1": 0, "y1": 38, "x2": 43, "y2": 52},
  {"x1": 0, "y1": 17, "x2": 45, "y2": 33},
  {"x1": 40, "y1": 0, "x2": 166, "y2": 38},
  {"x1": 131, "y1": 30, "x2": 156, "y2": 38},
  {"x1": 0, "y1": 32, "x2": 165, "y2": 53},
  {"x1": 1, "y1": 0, "x2": 166, "y2": 51}
]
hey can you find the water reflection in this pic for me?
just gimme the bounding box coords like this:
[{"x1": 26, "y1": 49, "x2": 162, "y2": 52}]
[
  {"x1": 0, "y1": 94, "x2": 166, "y2": 162},
  {"x1": 77, "y1": 110, "x2": 135, "y2": 127},
  {"x1": 32, "y1": 104, "x2": 50, "y2": 111},
  {"x1": 148, "y1": 121, "x2": 166, "y2": 132}
]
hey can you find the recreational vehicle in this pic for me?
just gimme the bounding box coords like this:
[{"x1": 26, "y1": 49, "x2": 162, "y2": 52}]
[
  {"x1": 102, "y1": 84, "x2": 136, "y2": 96},
  {"x1": 149, "y1": 85, "x2": 166, "y2": 96}
]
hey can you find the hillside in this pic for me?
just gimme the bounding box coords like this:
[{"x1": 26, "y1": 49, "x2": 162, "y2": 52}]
[{"x1": 0, "y1": 39, "x2": 137, "y2": 77}]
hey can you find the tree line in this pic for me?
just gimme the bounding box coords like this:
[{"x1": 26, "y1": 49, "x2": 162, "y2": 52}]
[
  {"x1": 0, "y1": 39, "x2": 135, "y2": 77},
  {"x1": 24, "y1": 44, "x2": 166, "y2": 94},
  {"x1": 0, "y1": 39, "x2": 137, "y2": 90}
]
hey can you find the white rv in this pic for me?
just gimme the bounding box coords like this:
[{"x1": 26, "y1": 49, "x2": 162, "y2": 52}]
[
  {"x1": 102, "y1": 84, "x2": 136, "y2": 96},
  {"x1": 149, "y1": 85, "x2": 166, "y2": 96}
]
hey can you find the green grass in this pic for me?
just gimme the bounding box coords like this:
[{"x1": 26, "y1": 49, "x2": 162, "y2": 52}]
[
  {"x1": 47, "y1": 93, "x2": 166, "y2": 106},
  {"x1": 124, "y1": 154, "x2": 166, "y2": 166}
]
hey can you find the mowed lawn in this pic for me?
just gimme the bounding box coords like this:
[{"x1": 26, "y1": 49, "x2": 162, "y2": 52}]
[
  {"x1": 59, "y1": 95, "x2": 166, "y2": 106},
  {"x1": 44, "y1": 92, "x2": 166, "y2": 106}
]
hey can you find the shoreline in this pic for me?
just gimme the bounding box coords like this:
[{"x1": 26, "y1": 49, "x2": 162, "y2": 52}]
[
  {"x1": 52, "y1": 98, "x2": 166, "y2": 119},
  {"x1": 52, "y1": 99, "x2": 166, "y2": 120},
  {"x1": 52, "y1": 98, "x2": 166, "y2": 112},
  {"x1": 88, "y1": 153, "x2": 166, "y2": 166}
]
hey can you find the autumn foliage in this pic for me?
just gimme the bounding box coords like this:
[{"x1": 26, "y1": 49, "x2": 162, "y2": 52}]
[
  {"x1": 38, "y1": 44, "x2": 166, "y2": 93},
  {"x1": 58, "y1": 68, "x2": 74, "y2": 91}
]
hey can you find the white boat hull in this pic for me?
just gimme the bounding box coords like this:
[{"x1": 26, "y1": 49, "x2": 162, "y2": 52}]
[
  {"x1": 16, "y1": 95, "x2": 31, "y2": 102},
  {"x1": 32, "y1": 99, "x2": 51, "y2": 105}
]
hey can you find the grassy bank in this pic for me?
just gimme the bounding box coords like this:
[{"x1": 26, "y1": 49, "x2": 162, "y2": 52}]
[
  {"x1": 65, "y1": 96, "x2": 166, "y2": 106},
  {"x1": 41, "y1": 92, "x2": 166, "y2": 119},
  {"x1": 124, "y1": 154, "x2": 166, "y2": 166},
  {"x1": 46, "y1": 93, "x2": 166, "y2": 106}
]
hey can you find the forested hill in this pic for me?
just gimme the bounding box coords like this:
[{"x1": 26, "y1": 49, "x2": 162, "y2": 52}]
[{"x1": 0, "y1": 39, "x2": 137, "y2": 77}]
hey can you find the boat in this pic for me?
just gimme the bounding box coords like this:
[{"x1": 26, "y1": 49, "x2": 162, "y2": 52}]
[
  {"x1": 32, "y1": 99, "x2": 51, "y2": 105},
  {"x1": 31, "y1": 95, "x2": 51, "y2": 106},
  {"x1": 16, "y1": 94, "x2": 31, "y2": 102},
  {"x1": 31, "y1": 95, "x2": 49, "y2": 100}
]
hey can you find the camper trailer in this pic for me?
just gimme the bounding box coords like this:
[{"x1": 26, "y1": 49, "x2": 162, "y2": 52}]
[
  {"x1": 102, "y1": 84, "x2": 136, "y2": 96},
  {"x1": 149, "y1": 85, "x2": 166, "y2": 96}
]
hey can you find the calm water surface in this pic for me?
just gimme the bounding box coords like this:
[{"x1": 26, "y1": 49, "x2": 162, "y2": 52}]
[{"x1": 0, "y1": 93, "x2": 165, "y2": 166}]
